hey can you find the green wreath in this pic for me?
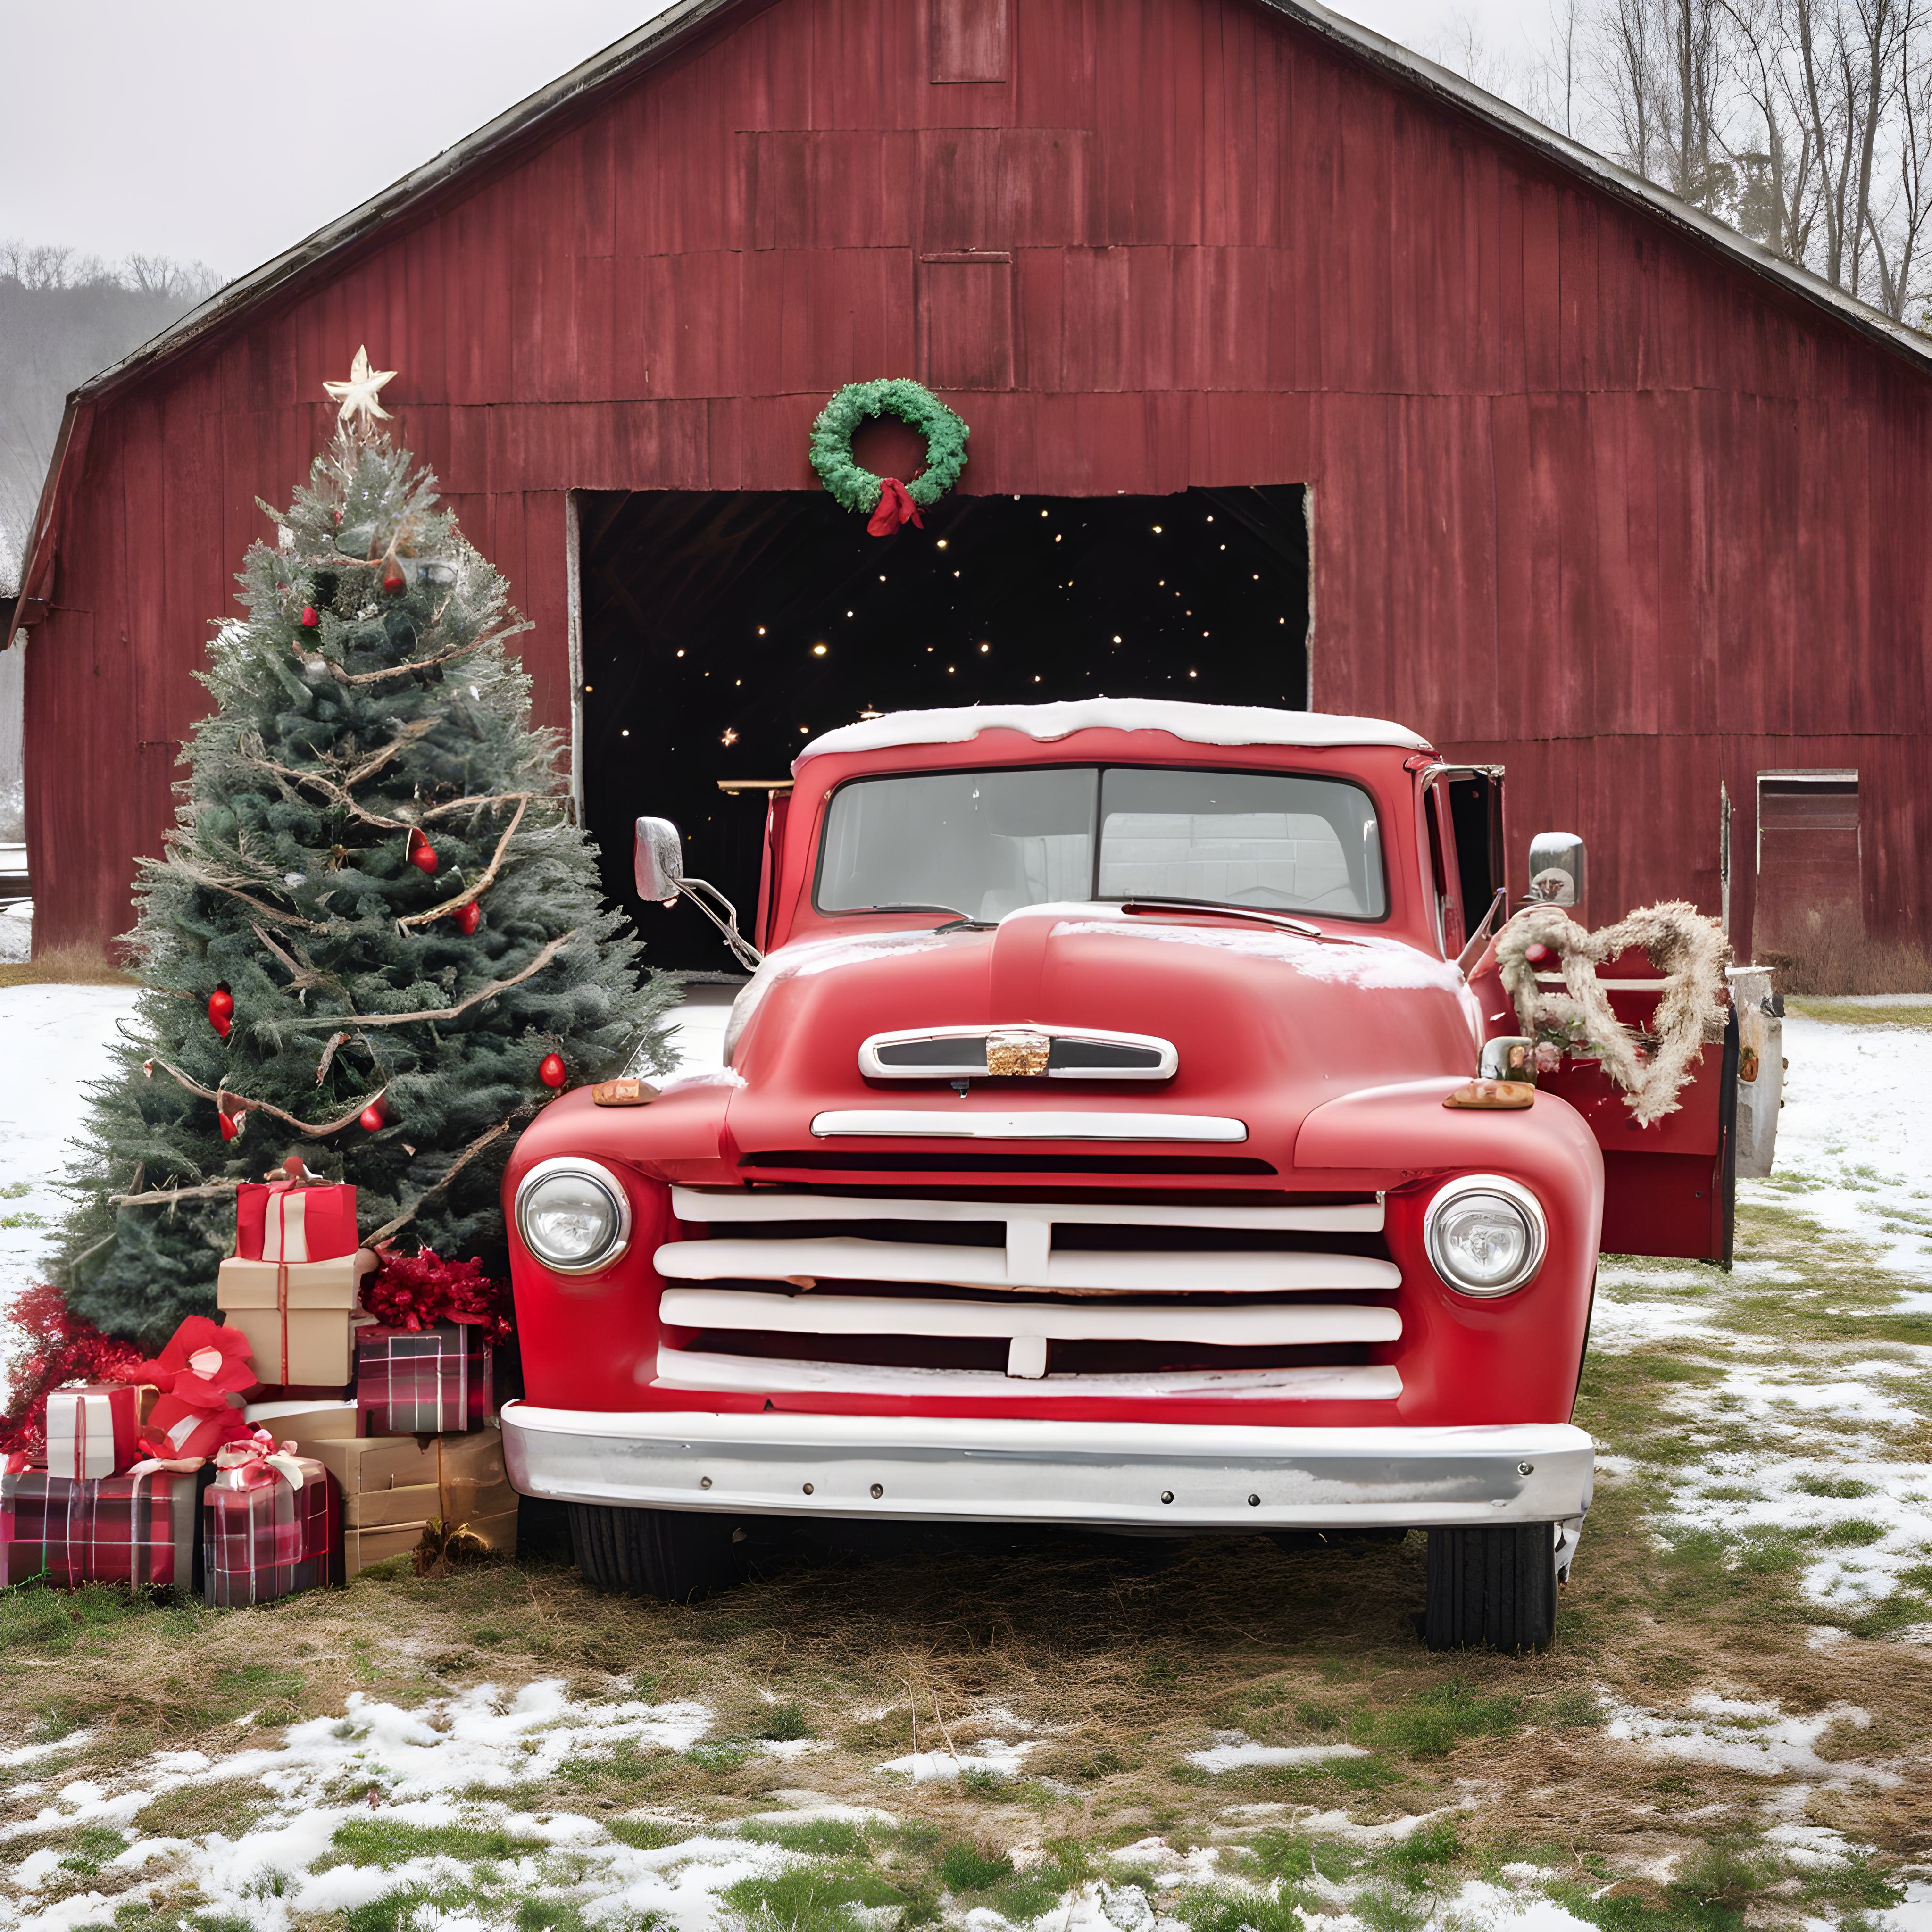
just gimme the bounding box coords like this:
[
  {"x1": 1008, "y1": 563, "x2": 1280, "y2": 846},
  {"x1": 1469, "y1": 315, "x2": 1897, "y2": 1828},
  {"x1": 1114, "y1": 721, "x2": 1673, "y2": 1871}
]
[{"x1": 808, "y1": 378, "x2": 970, "y2": 518}]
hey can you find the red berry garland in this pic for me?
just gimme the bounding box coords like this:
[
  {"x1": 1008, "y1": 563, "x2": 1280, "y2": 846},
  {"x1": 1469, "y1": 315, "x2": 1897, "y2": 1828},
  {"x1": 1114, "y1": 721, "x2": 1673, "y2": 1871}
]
[
  {"x1": 360, "y1": 1098, "x2": 390, "y2": 1132},
  {"x1": 299, "y1": 605, "x2": 319, "y2": 631},
  {"x1": 207, "y1": 984, "x2": 234, "y2": 1038},
  {"x1": 452, "y1": 901, "x2": 482, "y2": 935},
  {"x1": 539, "y1": 1052, "x2": 568, "y2": 1089},
  {"x1": 408, "y1": 829, "x2": 438, "y2": 875}
]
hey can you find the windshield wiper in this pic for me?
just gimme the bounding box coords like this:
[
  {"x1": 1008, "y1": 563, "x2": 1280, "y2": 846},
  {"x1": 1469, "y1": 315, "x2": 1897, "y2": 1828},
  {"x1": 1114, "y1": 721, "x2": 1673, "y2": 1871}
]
[
  {"x1": 852, "y1": 902, "x2": 999, "y2": 931},
  {"x1": 1119, "y1": 896, "x2": 1328, "y2": 940},
  {"x1": 855, "y1": 902, "x2": 972, "y2": 919}
]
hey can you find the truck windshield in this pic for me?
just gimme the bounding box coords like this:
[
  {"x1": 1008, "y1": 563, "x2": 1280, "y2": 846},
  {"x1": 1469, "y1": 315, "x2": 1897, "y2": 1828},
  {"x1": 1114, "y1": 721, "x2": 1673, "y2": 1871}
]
[{"x1": 816, "y1": 766, "x2": 1386, "y2": 922}]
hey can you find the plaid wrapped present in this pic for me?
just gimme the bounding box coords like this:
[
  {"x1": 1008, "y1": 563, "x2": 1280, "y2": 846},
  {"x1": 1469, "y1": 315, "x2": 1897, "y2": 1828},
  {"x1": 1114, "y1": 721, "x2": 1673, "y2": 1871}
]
[
  {"x1": 46, "y1": 1384, "x2": 141, "y2": 1480},
  {"x1": 202, "y1": 1434, "x2": 341, "y2": 1607},
  {"x1": 0, "y1": 1463, "x2": 208, "y2": 1589},
  {"x1": 355, "y1": 1324, "x2": 491, "y2": 1435}
]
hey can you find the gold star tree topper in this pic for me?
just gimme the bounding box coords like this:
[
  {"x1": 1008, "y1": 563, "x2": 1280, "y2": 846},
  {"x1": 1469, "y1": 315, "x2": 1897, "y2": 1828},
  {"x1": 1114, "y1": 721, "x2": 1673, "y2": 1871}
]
[{"x1": 324, "y1": 346, "x2": 397, "y2": 429}]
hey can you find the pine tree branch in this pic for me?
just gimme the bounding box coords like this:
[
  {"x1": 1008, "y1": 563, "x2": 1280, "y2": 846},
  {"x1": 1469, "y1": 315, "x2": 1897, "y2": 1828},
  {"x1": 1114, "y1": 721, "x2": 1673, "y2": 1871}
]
[
  {"x1": 315, "y1": 1031, "x2": 355, "y2": 1084},
  {"x1": 109, "y1": 1179, "x2": 244, "y2": 1208},
  {"x1": 419, "y1": 790, "x2": 536, "y2": 824},
  {"x1": 239, "y1": 753, "x2": 538, "y2": 839},
  {"x1": 365, "y1": 1108, "x2": 532, "y2": 1247},
  {"x1": 325, "y1": 619, "x2": 533, "y2": 689},
  {"x1": 344, "y1": 719, "x2": 441, "y2": 787},
  {"x1": 172, "y1": 860, "x2": 328, "y2": 932},
  {"x1": 143, "y1": 1056, "x2": 384, "y2": 1137},
  {"x1": 281, "y1": 929, "x2": 575, "y2": 1030},
  {"x1": 250, "y1": 922, "x2": 333, "y2": 993},
  {"x1": 394, "y1": 797, "x2": 529, "y2": 930}
]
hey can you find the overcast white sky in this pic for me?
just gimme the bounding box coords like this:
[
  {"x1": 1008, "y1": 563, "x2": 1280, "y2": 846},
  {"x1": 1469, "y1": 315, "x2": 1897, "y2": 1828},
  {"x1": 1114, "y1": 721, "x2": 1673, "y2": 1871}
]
[{"x1": 0, "y1": 0, "x2": 1535, "y2": 279}]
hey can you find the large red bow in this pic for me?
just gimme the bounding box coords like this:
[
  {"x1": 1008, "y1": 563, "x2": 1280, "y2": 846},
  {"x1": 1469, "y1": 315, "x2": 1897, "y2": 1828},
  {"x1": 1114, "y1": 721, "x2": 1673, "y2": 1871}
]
[
  {"x1": 133, "y1": 1316, "x2": 255, "y2": 1409},
  {"x1": 213, "y1": 1428, "x2": 308, "y2": 1490},
  {"x1": 866, "y1": 477, "x2": 924, "y2": 537}
]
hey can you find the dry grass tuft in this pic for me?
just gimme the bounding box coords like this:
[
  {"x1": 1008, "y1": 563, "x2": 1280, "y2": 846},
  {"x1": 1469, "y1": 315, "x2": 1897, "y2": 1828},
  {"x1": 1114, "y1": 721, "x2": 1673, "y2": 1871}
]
[
  {"x1": 1759, "y1": 914, "x2": 1932, "y2": 995},
  {"x1": 0, "y1": 941, "x2": 137, "y2": 988}
]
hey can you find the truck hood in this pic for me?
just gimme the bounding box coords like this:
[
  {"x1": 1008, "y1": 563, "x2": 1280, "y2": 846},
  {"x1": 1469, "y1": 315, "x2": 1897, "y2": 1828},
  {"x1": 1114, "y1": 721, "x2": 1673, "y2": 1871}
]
[{"x1": 719, "y1": 904, "x2": 1483, "y2": 1169}]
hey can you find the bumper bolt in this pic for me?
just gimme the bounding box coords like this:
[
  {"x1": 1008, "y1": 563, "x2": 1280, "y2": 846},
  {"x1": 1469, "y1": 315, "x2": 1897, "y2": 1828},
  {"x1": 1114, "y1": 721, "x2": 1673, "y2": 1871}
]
[
  {"x1": 1517, "y1": 1461, "x2": 1535, "y2": 1476},
  {"x1": 700, "y1": 1477, "x2": 712, "y2": 1490},
  {"x1": 870, "y1": 1482, "x2": 884, "y2": 1499},
  {"x1": 1248, "y1": 1494, "x2": 1260, "y2": 1507},
  {"x1": 1160, "y1": 1491, "x2": 1174, "y2": 1505},
  {"x1": 802, "y1": 1482, "x2": 814, "y2": 1495}
]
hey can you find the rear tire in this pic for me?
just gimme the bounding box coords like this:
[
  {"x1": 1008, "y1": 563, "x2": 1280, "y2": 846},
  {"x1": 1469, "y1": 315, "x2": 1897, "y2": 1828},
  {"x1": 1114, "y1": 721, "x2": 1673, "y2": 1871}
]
[
  {"x1": 568, "y1": 1504, "x2": 747, "y2": 1601},
  {"x1": 1424, "y1": 1524, "x2": 1557, "y2": 1651}
]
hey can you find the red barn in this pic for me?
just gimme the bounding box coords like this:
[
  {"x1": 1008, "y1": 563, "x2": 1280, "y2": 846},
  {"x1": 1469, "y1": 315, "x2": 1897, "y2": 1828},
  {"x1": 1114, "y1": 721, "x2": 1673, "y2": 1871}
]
[{"x1": 11, "y1": 0, "x2": 1931, "y2": 967}]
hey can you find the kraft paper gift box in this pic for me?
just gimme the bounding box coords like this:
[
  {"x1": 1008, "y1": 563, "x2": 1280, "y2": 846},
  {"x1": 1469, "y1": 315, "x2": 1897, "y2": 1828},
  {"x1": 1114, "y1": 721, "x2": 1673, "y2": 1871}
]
[
  {"x1": 45, "y1": 1384, "x2": 141, "y2": 1481},
  {"x1": 297, "y1": 1426, "x2": 517, "y2": 1577},
  {"x1": 235, "y1": 1179, "x2": 359, "y2": 1264},
  {"x1": 355, "y1": 1323, "x2": 492, "y2": 1436},
  {"x1": 201, "y1": 1450, "x2": 341, "y2": 1607},
  {"x1": 217, "y1": 1249, "x2": 377, "y2": 1390},
  {"x1": 0, "y1": 1466, "x2": 208, "y2": 1590}
]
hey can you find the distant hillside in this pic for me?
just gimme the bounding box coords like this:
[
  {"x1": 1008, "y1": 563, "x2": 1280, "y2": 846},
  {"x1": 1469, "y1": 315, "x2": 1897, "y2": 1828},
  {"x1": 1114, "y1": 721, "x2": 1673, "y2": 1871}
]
[{"x1": 0, "y1": 248, "x2": 221, "y2": 573}]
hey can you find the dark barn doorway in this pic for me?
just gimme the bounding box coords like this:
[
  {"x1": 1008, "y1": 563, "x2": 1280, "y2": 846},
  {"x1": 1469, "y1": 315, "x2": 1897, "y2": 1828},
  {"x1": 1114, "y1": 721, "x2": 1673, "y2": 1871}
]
[{"x1": 578, "y1": 485, "x2": 1310, "y2": 969}]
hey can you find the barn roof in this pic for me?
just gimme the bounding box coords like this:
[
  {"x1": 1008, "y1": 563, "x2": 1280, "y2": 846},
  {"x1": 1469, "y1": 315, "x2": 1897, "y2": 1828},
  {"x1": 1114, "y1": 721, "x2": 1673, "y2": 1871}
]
[{"x1": 12, "y1": 0, "x2": 1932, "y2": 644}]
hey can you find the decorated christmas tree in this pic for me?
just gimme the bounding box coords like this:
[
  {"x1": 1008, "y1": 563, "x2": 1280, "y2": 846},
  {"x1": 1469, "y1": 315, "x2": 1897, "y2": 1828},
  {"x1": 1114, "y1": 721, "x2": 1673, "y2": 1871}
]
[{"x1": 52, "y1": 352, "x2": 673, "y2": 1348}]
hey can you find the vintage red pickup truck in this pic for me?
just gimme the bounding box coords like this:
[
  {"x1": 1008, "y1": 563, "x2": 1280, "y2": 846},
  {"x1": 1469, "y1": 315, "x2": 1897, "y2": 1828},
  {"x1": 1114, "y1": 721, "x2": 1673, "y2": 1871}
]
[{"x1": 500, "y1": 699, "x2": 1768, "y2": 1649}]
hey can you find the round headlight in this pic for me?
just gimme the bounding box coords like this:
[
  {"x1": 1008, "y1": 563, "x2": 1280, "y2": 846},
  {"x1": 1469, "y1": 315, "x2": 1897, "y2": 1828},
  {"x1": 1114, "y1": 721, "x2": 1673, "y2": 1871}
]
[
  {"x1": 1424, "y1": 1175, "x2": 1546, "y2": 1297},
  {"x1": 515, "y1": 1158, "x2": 633, "y2": 1274}
]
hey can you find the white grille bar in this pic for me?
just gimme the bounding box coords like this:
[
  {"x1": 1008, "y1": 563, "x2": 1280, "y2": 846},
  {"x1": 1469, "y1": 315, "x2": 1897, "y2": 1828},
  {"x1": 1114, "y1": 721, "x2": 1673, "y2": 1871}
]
[
  {"x1": 670, "y1": 1188, "x2": 1383, "y2": 1234},
  {"x1": 652, "y1": 1349, "x2": 1403, "y2": 1402},
  {"x1": 659, "y1": 1286, "x2": 1400, "y2": 1347},
  {"x1": 810, "y1": 1109, "x2": 1246, "y2": 1141},
  {"x1": 655, "y1": 1234, "x2": 1399, "y2": 1297}
]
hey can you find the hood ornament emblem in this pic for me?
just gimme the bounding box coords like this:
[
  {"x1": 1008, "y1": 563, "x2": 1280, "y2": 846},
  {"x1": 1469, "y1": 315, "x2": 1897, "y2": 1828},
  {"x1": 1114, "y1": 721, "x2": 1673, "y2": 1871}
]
[{"x1": 985, "y1": 1029, "x2": 1052, "y2": 1077}]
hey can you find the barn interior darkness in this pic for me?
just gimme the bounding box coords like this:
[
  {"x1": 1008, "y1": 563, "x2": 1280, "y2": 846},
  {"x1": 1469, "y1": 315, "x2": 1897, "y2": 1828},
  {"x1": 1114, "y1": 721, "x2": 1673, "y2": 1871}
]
[{"x1": 578, "y1": 481, "x2": 1310, "y2": 971}]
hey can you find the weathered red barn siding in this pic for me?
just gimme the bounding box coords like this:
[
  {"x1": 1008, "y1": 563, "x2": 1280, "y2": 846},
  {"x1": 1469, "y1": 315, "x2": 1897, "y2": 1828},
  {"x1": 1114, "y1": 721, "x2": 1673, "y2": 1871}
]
[{"x1": 21, "y1": 0, "x2": 1932, "y2": 952}]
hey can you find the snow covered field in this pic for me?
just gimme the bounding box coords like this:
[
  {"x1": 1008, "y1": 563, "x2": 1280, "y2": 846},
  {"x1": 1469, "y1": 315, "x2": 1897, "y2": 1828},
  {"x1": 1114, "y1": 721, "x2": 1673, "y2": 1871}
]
[{"x1": 1, "y1": 994, "x2": 1930, "y2": 1932}]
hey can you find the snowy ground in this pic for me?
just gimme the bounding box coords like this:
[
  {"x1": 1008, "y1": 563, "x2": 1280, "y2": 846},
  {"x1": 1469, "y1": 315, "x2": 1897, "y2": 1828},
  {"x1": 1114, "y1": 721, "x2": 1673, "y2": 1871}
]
[{"x1": 2, "y1": 999, "x2": 1931, "y2": 1932}]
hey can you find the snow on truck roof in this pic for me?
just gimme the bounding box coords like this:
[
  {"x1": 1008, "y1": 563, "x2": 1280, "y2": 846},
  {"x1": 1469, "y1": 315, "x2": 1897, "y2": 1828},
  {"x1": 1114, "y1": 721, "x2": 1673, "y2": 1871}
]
[{"x1": 792, "y1": 700, "x2": 1431, "y2": 769}]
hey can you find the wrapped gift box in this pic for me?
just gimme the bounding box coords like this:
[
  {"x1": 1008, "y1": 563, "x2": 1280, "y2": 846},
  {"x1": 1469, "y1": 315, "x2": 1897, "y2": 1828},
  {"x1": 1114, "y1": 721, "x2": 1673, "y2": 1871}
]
[
  {"x1": 295, "y1": 1425, "x2": 517, "y2": 1577},
  {"x1": 1, "y1": 1466, "x2": 208, "y2": 1589},
  {"x1": 202, "y1": 1454, "x2": 341, "y2": 1607},
  {"x1": 236, "y1": 1179, "x2": 358, "y2": 1264},
  {"x1": 355, "y1": 1323, "x2": 492, "y2": 1436},
  {"x1": 46, "y1": 1384, "x2": 141, "y2": 1481},
  {"x1": 244, "y1": 1399, "x2": 360, "y2": 1440},
  {"x1": 217, "y1": 1250, "x2": 376, "y2": 1390}
]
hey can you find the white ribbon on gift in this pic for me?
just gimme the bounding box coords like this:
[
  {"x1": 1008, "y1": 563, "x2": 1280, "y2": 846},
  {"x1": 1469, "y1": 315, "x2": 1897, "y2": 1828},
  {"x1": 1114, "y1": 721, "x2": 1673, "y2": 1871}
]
[
  {"x1": 46, "y1": 1386, "x2": 126, "y2": 1482},
  {"x1": 262, "y1": 1190, "x2": 311, "y2": 1264}
]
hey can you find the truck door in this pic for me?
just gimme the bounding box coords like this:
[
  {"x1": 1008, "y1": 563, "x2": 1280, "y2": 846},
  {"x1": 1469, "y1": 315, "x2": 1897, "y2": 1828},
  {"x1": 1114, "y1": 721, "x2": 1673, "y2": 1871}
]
[{"x1": 1533, "y1": 953, "x2": 1739, "y2": 1266}]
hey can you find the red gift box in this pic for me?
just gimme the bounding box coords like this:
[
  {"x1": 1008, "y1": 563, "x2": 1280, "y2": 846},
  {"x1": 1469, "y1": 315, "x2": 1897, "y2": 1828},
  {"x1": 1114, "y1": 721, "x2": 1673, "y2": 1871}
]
[
  {"x1": 202, "y1": 1435, "x2": 341, "y2": 1606},
  {"x1": 0, "y1": 1465, "x2": 208, "y2": 1589},
  {"x1": 45, "y1": 1384, "x2": 141, "y2": 1480},
  {"x1": 236, "y1": 1180, "x2": 358, "y2": 1265},
  {"x1": 355, "y1": 1324, "x2": 492, "y2": 1436}
]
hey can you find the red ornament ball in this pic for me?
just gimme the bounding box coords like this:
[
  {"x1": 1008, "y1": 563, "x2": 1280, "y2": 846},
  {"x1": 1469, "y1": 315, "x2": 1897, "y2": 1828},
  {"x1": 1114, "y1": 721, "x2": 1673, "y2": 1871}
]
[
  {"x1": 452, "y1": 901, "x2": 482, "y2": 936},
  {"x1": 207, "y1": 985, "x2": 234, "y2": 1039},
  {"x1": 539, "y1": 1053, "x2": 568, "y2": 1090},
  {"x1": 299, "y1": 605, "x2": 319, "y2": 630},
  {"x1": 360, "y1": 1099, "x2": 390, "y2": 1133},
  {"x1": 408, "y1": 829, "x2": 438, "y2": 876}
]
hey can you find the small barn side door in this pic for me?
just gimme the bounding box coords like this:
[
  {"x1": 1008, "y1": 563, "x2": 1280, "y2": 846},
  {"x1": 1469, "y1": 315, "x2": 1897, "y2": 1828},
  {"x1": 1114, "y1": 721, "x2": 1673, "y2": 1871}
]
[{"x1": 1535, "y1": 957, "x2": 1738, "y2": 1266}]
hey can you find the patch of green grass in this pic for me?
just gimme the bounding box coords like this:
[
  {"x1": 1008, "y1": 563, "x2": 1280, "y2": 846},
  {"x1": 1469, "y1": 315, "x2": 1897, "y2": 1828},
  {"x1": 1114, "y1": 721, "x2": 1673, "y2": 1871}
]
[
  {"x1": 328, "y1": 1818, "x2": 551, "y2": 1868},
  {"x1": 757, "y1": 1701, "x2": 812, "y2": 1742},
  {"x1": 1378, "y1": 1820, "x2": 1461, "y2": 1886},
  {"x1": 721, "y1": 1860, "x2": 908, "y2": 1932},
  {"x1": 606, "y1": 1817, "x2": 691, "y2": 1851},
  {"x1": 688, "y1": 1740, "x2": 752, "y2": 1771},
  {"x1": 1174, "y1": 1884, "x2": 1310, "y2": 1932},
  {"x1": 0, "y1": 1580, "x2": 163, "y2": 1655},
  {"x1": 741, "y1": 1819, "x2": 869, "y2": 1857},
  {"x1": 1539, "y1": 1689, "x2": 1605, "y2": 1729},
  {"x1": 56, "y1": 1825, "x2": 127, "y2": 1874},
  {"x1": 1240, "y1": 1831, "x2": 1360, "y2": 1884},
  {"x1": 1788, "y1": 999, "x2": 1932, "y2": 1029},
  {"x1": 0, "y1": 1209, "x2": 48, "y2": 1228},
  {"x1": 938, "y1": 1842, "x2": 1013, "y2": 1892},
  {"x1": 1816, "y1": 1519, "x2": 1889, "y2": 1548},
  {"x1": 1356, "y1": 1680, "x2": 1521, "y2": 1760}
]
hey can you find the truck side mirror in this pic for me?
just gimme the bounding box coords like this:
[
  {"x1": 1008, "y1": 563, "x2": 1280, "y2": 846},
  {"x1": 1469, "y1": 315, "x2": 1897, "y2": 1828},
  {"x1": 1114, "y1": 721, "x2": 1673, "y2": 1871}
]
[
  {"x1": 634, "y1": 816, "x2": 684, "y2": 906},
  {"x1": 1525, "y1": 831, "x2": 1586, "y2": 907}
]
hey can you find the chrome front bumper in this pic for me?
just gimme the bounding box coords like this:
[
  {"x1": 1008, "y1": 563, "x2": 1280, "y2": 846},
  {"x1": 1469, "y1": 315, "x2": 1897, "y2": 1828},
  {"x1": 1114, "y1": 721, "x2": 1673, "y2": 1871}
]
[{"x1": 501, "y1": 1404, "x2": 1593, "y2": 1544}]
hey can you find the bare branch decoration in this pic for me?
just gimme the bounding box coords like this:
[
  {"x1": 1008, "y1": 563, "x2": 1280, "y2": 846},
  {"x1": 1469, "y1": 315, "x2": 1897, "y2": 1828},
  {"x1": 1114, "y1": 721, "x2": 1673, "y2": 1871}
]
[
  {"x1": 281, "y1": 930, "x2": 575, "y2": 1029},
  {"x1": 395, "y1": 797, "x2": 529, "y2": 930},
  {"x1": 144, "y1": 1055, "x2": 385, "y2": 1137}
]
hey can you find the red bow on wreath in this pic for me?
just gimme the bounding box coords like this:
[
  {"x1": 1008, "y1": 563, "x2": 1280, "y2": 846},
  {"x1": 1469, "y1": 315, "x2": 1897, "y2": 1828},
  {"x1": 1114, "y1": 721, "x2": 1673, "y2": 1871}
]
[{"x1": 866, "y1": 477, "x2": 924, "y2": 538}]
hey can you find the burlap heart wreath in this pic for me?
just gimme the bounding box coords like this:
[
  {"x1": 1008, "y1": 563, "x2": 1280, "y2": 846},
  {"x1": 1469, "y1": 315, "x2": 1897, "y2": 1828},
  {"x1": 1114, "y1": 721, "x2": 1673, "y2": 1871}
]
[{"x1": 1494, "y1": 901, "x2": 1731, "y2": 1125}]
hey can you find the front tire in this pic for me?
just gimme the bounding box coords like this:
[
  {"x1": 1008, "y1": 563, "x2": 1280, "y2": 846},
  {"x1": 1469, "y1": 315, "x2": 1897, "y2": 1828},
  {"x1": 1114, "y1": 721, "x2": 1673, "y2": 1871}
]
[
  {"x1": 1424, "y1": 1524, "x2": 1557, "y2": 1651},
  {"x1": 569, "y1": 1504, "x2": 747, "y2": 1601}
]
